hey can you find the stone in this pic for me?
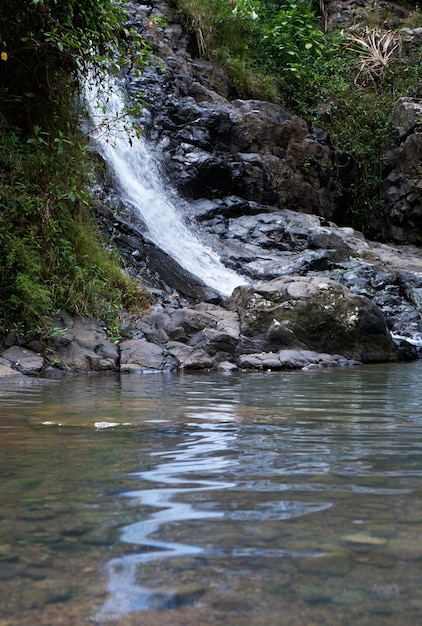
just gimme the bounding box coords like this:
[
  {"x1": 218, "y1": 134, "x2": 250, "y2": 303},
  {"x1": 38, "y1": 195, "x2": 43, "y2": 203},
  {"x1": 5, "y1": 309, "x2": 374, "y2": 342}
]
[
  {"x1": 147, "y1": 584, "x2": 205, "y2": 609},
  {"x1": 119, "y1": 339, "x2": 175, "y2": 372},
  {"x1": 21, "y1": 579, "x2": 73, "y2": 608},
  {"x1": 228, "y1": 276, "x2": 398, "y2": 363},
  {"x1": 168, "y1": 307, "x2": 218, "y2": 333},
  {"x1": 47, "y1": 312, "x2": 119, "y2": 371},
  {"x1": 298, "y1": 552, "x2": 351, "y2": 576},
  {"x1": 188, "y1": 327, "x2": 238, "y2": 356},
  {"x1": 216, "y1": 360, "x2": 238, "y2": 372},
  {"x1": 341, "y1": 533, "x2": 387, "y2": 546},
  {"x1": 236, "y1": 348, "x2": 357, "y2": 371},
  {"x1": 0, "y1": 358, "x2": 25, "y2": 379},
  {"x1": 370, "y1": 583, "x2": 400, "y2": 601},
  {"x1": 1, "y1": 346, "x2": 44, "y2": 376}
]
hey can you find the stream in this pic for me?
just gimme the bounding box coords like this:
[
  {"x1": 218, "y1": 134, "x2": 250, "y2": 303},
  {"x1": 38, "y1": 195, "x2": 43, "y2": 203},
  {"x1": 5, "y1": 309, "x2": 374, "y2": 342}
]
[{"x1": 1, "y1": 363, "x2": 422, "y2": 625}]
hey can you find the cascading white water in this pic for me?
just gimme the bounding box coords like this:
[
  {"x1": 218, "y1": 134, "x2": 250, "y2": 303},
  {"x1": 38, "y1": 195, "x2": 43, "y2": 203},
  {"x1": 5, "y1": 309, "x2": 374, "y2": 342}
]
[{"x1": 84, "y1": 77, "x2": 247, "y2": 297}]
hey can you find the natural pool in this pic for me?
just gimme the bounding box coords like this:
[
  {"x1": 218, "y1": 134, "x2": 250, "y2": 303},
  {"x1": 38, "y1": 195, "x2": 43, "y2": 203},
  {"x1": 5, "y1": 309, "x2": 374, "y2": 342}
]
[{"x1": 1, "y1": 363, "x2": 422, "y2": 626}]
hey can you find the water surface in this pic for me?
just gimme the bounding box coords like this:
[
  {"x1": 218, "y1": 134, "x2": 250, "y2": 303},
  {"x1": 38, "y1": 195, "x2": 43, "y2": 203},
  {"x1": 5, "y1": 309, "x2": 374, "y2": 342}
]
[{"x1": 1, "y1": 363, "x2": 422, "y2": 625}]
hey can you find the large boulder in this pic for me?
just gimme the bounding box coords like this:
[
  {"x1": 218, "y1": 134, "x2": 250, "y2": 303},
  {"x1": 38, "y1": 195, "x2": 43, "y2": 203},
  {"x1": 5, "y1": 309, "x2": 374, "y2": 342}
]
[
  {"x1": 228, "y1": 276, "x2": 398, "y2": 363},
  {"x1": 160, "y1": 97, "x2": 337, "y2": 221}
]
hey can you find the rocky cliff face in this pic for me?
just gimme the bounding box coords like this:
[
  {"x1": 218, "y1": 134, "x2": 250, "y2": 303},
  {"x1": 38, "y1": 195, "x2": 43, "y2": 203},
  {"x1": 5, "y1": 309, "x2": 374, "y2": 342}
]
[
  {"x1": 382, "y1": 97, "x2": 422, "y2": 244},
  {"x1": 123, "y1": 1, "x2": 342, "y2": 224}
]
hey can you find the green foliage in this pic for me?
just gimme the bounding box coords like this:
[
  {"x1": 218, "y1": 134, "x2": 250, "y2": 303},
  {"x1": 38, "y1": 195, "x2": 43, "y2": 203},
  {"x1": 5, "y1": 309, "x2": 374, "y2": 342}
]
[
  {"x1": 402, "y1": 5, "x2": 422, "y2": 29},
  {"x1": 288, "y1": 28, "x2": 421, "y2": 230},
  {"x1": 255, "y1": 0, "x2": 327, "y2": 77},
  {"x1": 177, "y1": 0, "x2": 326, "y2": 88},
  {"x1": 177, "y1": 0, "x2": 253, "y2": 58},
  {"x1": 0, "y1": 0, "x2": 151, "y2": 133}
]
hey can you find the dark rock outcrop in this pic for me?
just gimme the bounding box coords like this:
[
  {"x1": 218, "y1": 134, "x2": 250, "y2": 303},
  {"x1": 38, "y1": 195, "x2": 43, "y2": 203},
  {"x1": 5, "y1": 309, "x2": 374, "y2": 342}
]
[
  {"x1": 0, "y1": 283, "x2": 399, "y2": 378},
  {"x1": 47, "y1": 312, "x2": 119, "y2": 372},
  {"x1": 123, "y1": 1, "x2": 342, "y2": 224},
  {"x1": 382, "y1": 98, "x2": 422, "y2": 244}
]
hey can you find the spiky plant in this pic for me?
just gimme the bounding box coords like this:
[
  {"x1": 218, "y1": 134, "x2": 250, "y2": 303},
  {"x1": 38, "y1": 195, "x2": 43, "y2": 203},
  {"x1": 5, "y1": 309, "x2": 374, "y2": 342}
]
[{"x1": 345, "y1": 28, "x2": 402, "y2": 88}]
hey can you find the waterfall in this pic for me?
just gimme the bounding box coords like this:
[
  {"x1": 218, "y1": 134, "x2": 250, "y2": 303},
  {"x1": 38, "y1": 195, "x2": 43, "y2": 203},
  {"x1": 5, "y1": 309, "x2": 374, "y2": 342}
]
[{"x1": 84, "y1": 77, "x2": 247, "y2": 298}]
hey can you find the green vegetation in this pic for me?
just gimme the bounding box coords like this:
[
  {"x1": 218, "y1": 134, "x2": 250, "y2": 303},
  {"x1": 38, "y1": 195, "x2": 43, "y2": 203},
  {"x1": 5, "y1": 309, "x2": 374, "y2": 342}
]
[
  {"x1": 176, "y1": 0, "x2": 422, "y2": 230},
  {"x1": 0, "y1": 0, "x2": 151, "y2": 338}
]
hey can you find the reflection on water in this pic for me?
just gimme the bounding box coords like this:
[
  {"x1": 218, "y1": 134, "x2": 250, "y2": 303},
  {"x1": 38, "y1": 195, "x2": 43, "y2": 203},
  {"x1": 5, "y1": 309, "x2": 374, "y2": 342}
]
[{"x1": 1, "y1": 363, "x2": 422, "y2": 626}]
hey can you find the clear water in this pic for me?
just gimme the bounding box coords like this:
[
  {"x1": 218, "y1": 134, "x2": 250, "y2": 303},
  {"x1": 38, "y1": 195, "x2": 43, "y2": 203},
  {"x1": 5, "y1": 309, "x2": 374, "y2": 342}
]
[{"x1": 1, "y1": 363, "x2": 422, "y2": 626}]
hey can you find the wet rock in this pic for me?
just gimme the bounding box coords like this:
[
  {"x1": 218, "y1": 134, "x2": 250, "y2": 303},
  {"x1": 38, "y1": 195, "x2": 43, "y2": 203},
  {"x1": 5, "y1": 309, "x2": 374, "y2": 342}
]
[
  {"x1": 0, "y1": 346, "x2": 44, "y2": 376},
  {"x1": 370, "y1": 582, "x2": 400, "y2": 601},
  {"x1": 196, "y1": 205, "x2": 372, "y2": 282},
  {"x1": 17, "y1": 506, "x2": 56, "y2": 521},
  {"x1": 188, "y1": 326, "x2": 239, "y2": 356},
  {"x1": 20, "y1": 549, "x2": 53, "y2": 569},
  {"x1": 146, "y1": 584, "x2": 205, "y2": 610},
  {"x1": 0, "y1": 358, "x2": 25, "y2": 380},
  {"x1": 229, "y1": 276, "x2": 398, "y2": 363},
  {"x1": 46, "y1": 312, "x2": 119, "y2": 372},
  {"x1": 21, "y1": 579, "x2": 74, "y2": 608},
  {"x1": 20, "y1": 567, "x2": 47, "y2": 582},
  {"x1": 168, "y1": 306, "x2": 219, "y2": 334},
  {"x1": 0, "y1": 544, "x2": 19, "y2": 563},
  {"x1": 61, "y1": 523, "x2": 91, "y2": 538},
  {"x1": 216, "y1": 360, "x2": 238, "y2": 372},
  {"x1": 330, "y1": 588, "x2": 368, "y2": 605},
  {"x1": 296, "y1": 582, "x2": 332, "y2": 604},
  {"x1": 298, "y1": 552, "x2": 351, "y2": 576},
  {"x1": 236, "y1": 349, "x2": 356, "y2": 371},
  {"x1": 119, "y1": 339, "x2": 177, "y2": 372},
  {"x1": 387, "y1": 536, "x2": 422, "y2": 560},
  {"x1": 341, "y1": 533, "x2": 387, "y2": 546},
  {"x1": 166, "y1": 341, "x2": 216, "y2": 369},
  {"x1": 0, "y1": 563, "x2": 19, "y2": 580}
]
